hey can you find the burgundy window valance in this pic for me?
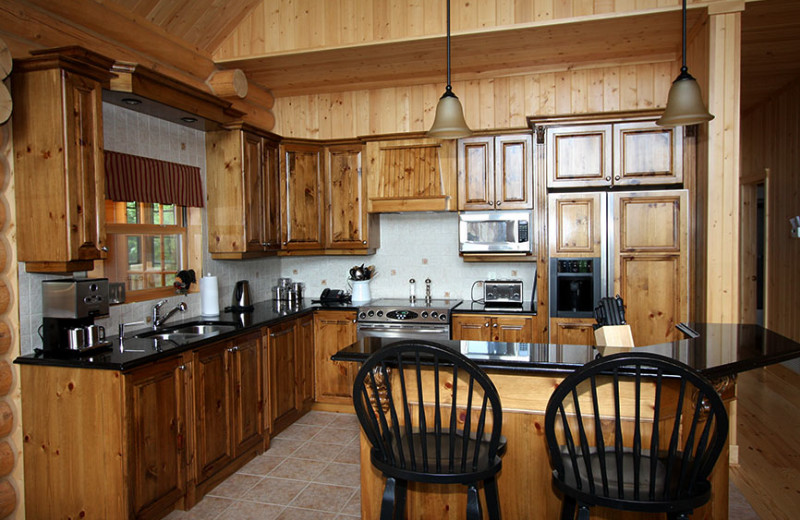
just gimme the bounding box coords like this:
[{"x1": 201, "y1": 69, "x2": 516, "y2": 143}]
[{"x1": 104, "y1": 150, "x2": 204, "y2": 208}]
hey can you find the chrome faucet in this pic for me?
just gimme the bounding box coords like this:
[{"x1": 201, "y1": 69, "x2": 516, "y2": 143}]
[{"x1": 152, "y1": 300, "x2": 187, "y2": 329}]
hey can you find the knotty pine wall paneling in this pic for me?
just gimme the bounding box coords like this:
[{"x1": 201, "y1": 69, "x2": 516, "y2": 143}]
[
  {"x1": 741, "y1": 77, "x2": 800, "y2": 343},
  {"x1": 273, "y1": 63, "x2": 677, "y2": 139}
]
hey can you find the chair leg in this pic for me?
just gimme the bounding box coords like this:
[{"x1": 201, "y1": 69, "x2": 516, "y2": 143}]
[
  {"x1": 577, "y1": 504, "x2": 591, "y2": 520},
  {"x1": 466, "y1": 484, "x2": 483, "y2": 520},
  {"x1": 381, "y1": 477, "x2": 408, "y2": 520},
  {"x1": 667, "y1": 512, "x2": 691, "y2": 520},
  {"x1": 483, "y1": 476, "x2": 501, "y2": 520},
  {"x1": 560, "y1": 496, "x2": 577, "y2": 520}
]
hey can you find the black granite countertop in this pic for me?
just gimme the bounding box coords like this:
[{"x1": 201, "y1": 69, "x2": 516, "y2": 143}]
[
  {"x1": 15, "y1": 299, "x2": 359, "y2": 371},
  {"x1": 332, "y1": 323, "x2": 800, "y2": 380},
  {"x1": 453, "y1": 300, "x2": 537, "y2": 315}
]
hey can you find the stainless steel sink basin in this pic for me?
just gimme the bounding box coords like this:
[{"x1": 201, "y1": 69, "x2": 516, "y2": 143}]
[{"x1": 135, "y1": 321, "x2": 238, "y2": 342}]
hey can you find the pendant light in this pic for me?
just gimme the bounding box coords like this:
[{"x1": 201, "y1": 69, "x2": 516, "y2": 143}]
[
  {"x1": 657, "y1": 0, "x2": 714, "y2": 127},
  {"x1": 427, "y1": 0, "x2": 472, "y2": 138}
]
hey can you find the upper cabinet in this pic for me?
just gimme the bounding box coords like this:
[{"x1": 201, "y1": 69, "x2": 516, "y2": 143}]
[
  {"x1": 12, "y1": 48, "x2": 116, "y2": 273},
  {"x1": 365, "y1": 135, "x2": 457, "y2": 212},
  {"x1": 206, "y1": 123, "x2": 281, "y2": 259},
  {"x1": 280, "y1": 141, "x2": 324, "y2": 251},
  {"x1": 544, "y1": 120, "x2": 682, "y2": 189},
  {"x1": 548, "y1": 192, "x2": 604, "y2": 258},
  {"x1": 324, "y1": 143, "x2": 379, "y2": 252},
  {"x1": 458, "y1": 133, "x2": 533, "y2": 211}
]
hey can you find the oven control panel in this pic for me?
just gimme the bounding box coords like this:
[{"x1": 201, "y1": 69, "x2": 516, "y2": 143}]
[{"x1": 357, "y1": 299, "x2": 462, "y2": 324}]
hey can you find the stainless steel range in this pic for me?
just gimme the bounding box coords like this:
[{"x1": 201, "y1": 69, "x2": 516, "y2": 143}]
[{"x1": 357, "y1": 298, "x2": 462, "y2": 340}]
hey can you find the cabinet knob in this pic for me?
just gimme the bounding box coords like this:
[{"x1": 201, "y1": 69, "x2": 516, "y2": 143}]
[
  {"x1": 262, "y1": 242, "x2": 268, "y2": 247},
  {"x1": 605, "y1": 176, "x2": 611, "y2": 181},
  {"x1": 227, "y1": 346, "x2": 239, "y2": 353},
  {"x1": 179, "y1": 364, "x2": 187, "y2": 371},
  {"x1": 484, "y1": 323, "x2": 490, "y2": 327},
  {"x1": 283, "y1": 241, "x2": 287, "y2": 245},
  {"x1": 101, "y1": 246, "x2": 109, "y2": 252},
  {"x1": 496, "y1": 201, "x2": 501, "y2": 206},
  {"x1": 352, "y1": 319, "x2": 357, "y2": 323},
  {"x1": 492, "y1": 323, "x2": 498, "y2": 328},
  {"x1": 362, "y1": 240, "x2": 367, "y2": 245},
  {"x1": 614, "y1": 175, "x2": 620, "y2": 181}
]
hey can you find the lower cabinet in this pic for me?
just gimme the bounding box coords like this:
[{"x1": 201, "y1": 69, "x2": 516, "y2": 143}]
[
  {"x1": 451, "y1": 313, "x2": 539, "y2": 343},
  {"x1": 193, "y1": 332, "x2": 263, "y2": 490},
  {"x1": 313, "y1": 310, "x2": 358, "y2": 406},
  {"x1": 549, "y1": 317, "x2": 596, "y2": 346},
  {"x1": 265, "y1": 314, "x2": 315, "y2": 434}
]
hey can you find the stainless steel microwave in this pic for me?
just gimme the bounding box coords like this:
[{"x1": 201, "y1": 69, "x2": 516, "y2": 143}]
[{"x1": 458, "y1": 210, "x2": 532, "y2": 254}]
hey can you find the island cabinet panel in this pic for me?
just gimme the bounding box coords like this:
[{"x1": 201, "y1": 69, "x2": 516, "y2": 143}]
[
  {"x1": 451, "y1": 314, "x2": 538, "y2": 343},
  {"x1": 365, "y1": 136, "x2": 457, "y2": 212},
  {"x1": 126, "y1": 356, "x2": 188, "y2": 519},
  {"x1": 323, "y1": 143, "x2": 379, "y2": 252},
  {"x1": 548, "y1": 192, "x2": 603, "y2": 258},
  {"x1": 549, "y1": 317, "x2": 596, "y2": 346},
  {"x1": 313, "y1": 310, "x2": 358, "y2": 406},
  {"x1": 206, "y1": 125, "x2": 281, "y2": 259},
  {"x1": 457, "y1": 133, "x2": 533, "y2": 211},
  {"x1": 280, "y1": 141, "x2": 324, "y2": 250},
  {"x1": 12, "y1": 50, "x2": 116, "y2": 272},
  {"x1": 612, "y1": 190, "x2": 689, "y2": 346}
]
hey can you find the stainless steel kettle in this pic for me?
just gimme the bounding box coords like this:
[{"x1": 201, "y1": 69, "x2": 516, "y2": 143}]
[{"x1": 231, "y1": 280, "x2": 253, "y2": 311}]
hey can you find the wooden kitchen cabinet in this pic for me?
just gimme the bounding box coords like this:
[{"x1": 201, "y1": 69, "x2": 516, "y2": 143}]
[
  {"x1": 458, "y1": 133, "x2": 533, "y2": 211},
  {"x1": 12, "y1": 47, "x2": 116, "y2": 273},
  {"x1": 206, "y1": 123, "x2": 281, "y2": 259},
  {"x1": 323, "y1": 143, "x2": 380, "y2": 252},
  {"x1": 451, "y1": 314, "x2": 539, "y2": 343},
  {"x1": 611, "y1": 190, "x2": 689, "y2": 346},
  {"x1": 548, "y1": 192, "x2": 604, "y2": 258},
  {"x1": 549, "y1": 317, "x2": 596, "y2": 346},
  {"x1": 280, "y1": 140, "x2": 324, "y2": 250},
  {"x1": 126, "y1": 355, "x2": 189, "y2": 519},
  {"x1": 193, "y1": 332, "x2": 263, "y2": 487},
  {"x1": 297, "y1": 313, "x2": 316, "y2": 408},
  {"x1": 313, "y1": 310, "x2": 358, "y2": 406},
  {"x1": 545, "y1": 120, "x2": 681, "y2": 189},
  {"x1": 365, "y1": 135, "x2": 457, "y2": 212}
]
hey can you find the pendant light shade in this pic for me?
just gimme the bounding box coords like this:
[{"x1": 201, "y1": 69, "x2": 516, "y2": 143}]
[
  {"x1": 656, "y1": 0, "x2": 714, "y2": 127},
  {"x1": 427, "y1": 0, "x2": 471, "y2": 138}
]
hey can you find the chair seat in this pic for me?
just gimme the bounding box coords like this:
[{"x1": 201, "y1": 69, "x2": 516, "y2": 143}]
[
  {"x1": 558, "y1": 447, "x2": 668, "y2": 498},
  {"x1": 371, "y1": 429, "x2": 506, "y2": 484}
]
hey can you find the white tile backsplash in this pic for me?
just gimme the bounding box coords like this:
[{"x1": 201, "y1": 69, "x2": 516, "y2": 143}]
[{"x1": 17, "y1": 104, "x2": 535, "y2": 355}]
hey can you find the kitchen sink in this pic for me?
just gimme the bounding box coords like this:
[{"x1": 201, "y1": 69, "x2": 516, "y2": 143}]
[{"x1": 135, "y1": 321, "x2": 238, "y2": 342}]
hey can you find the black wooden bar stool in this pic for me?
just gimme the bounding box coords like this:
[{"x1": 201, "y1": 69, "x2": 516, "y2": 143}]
[
  {"x1": 353, "y1": 340, "x2": 505, "y2": 520},
  {"x1": 544, "y1": 352, "x2": 728, "y2": 520}
]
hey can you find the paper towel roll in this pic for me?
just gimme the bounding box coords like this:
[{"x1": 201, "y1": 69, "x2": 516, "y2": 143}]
[{"x1": 200, "y1": 275, "x2": 220, "y2": 316}]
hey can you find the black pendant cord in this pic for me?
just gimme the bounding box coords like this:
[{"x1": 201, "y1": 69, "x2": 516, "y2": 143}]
[
  {"x1": 446, "y1": 0, "x2": 452, "y2": 90},
  {"x1": 681, "y1": 0, "x2": 688, "y2": 74}
]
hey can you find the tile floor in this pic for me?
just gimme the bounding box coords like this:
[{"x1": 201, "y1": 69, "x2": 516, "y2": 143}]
[{"x1": 166, "y1": 411, "x2": 362, "y2": 520}]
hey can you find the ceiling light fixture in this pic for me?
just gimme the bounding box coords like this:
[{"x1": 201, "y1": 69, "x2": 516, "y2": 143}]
[
  {"x1": 180, "y1": 116, "x2": 198, "y2": 123},
  {"x1": 427, "y1": 0, "x2": 472, "y2": 139},
  {"x1": 656, "y1": 0, "x2": 714, "y2": 127},
  {"x1": 121, "y1": 97, "x2": 142, "y2": 106}
]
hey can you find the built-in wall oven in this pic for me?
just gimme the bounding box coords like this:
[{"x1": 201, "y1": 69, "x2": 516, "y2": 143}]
[{"x1": 356, "y1": 299, "x2": 462, "y2": 341}]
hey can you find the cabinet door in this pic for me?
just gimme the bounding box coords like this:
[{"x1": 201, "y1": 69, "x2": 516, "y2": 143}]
[
  {"x1": 313, "y1": 310, "x2": 358, "y2": 405},
  {"x1": 611, "y1": 190, "x2": 688, "y2": 346},
  {"x1": 549, "y1": 318, "x2": 596, "y2": 346},
  {"x1": 281, "y1": 143, "x2": 323, "y2": 250},
  {"x1": 494, "y1": 316, "x2": 534, "y2": 342},
  {"x1": 546, "y1": 124, "x2": 612, "y2": 188},
  {"x1": 458, "y1": 136, "x2": 494, "y2": 210},
  {"x1": 548, "y1": 192, "x2": 604, "y2": 258},
  {"x1": 267, "y1": 320, "x2": 300, "y2": 433},
  {"x1": 613, "y1": 122, "x2": 682, "y2": 186},
  {"x1": 193, "y1": 341, "x2": 233, "y2": 483},
  {"x1": 243, "y1": 132, "x2": 267, "y2": 252},
  {"x1": 297, "y1": 314, "x2": 315, "y2": 408},
  {"x1": 451, "y1": 314, "x2": 491, "y2": 341},
  {"x1": 126, "y1": 356, "x2": 186, "y2": 518},
  {"x1": 230, "y1": 332, "x2": 263, "y2": 455},
  {"x1": 494, "y1": 133, "x2": 533, "y2": 209},
  {"x1": 325, "y1": 145, "x2": 368, "y2": 249},
  {"x1": 263, "y1": 139, "x2": 282, "y2": 251}
]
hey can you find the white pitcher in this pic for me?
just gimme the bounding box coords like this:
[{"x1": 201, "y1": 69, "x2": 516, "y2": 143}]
[{"x1": 349, "y1": 279, "x2": 371, "y2": 302}]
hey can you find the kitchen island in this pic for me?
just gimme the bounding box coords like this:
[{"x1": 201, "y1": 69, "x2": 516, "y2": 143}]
[{"x1": 333, "y1": 324, "x2": 800, "y2": 519}]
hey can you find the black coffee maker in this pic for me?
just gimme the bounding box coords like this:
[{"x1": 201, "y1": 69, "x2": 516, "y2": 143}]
[{"x1": 41, "y1": 278, "x2": 110, "y2": 353}]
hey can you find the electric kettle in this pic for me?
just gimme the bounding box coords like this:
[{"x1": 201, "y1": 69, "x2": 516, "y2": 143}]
[{"x1": 230, "y1": 280, "x2": 253, "y2": 312}]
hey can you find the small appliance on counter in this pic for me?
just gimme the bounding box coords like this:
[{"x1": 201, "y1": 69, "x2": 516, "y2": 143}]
[
  {"x1": 271, "y1": 277, "x2": 304, "y2": 304},
  {"x1": 483, "y1": 279, "x2": 524, "y2": 305},
  {"x1": 41, "y1": 278, "x2": 111, "y2": 354},
  {"x1": 228, "y1": 280, "x2": 253, "y2": 312}
]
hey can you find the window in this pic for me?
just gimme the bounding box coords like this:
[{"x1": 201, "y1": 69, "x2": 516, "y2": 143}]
[{"x1": 101, "y1": 200, "x2": 188, "y2": 300}]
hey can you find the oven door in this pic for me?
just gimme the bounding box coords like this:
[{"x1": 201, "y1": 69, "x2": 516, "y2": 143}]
[{"x1": 357, "y1": 323, "x2": 451, "y2": 341}]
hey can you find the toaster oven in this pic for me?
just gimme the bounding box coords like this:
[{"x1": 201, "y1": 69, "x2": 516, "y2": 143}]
[{"x1": 484, "y1": 279, "x2": 523, "y2": 304}]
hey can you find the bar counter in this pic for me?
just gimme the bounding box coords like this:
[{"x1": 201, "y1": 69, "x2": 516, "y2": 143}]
[{"x1": 333, "y1": 323, "x2": 800, "y2": 519}]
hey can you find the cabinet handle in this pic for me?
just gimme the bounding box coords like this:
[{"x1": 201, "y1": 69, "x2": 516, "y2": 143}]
[
  {"x1": 605, "y1": 176, "x2": 611, "y2": 181},
  {"x1": 178, "y1": 364, "x2": 186, "y2": 371},
  {"x1": 101, "y1": 246, "x2": 109, "y2": 252},
  {"x1": 496, "y1": 201, "x2": 501, "y2": 206},
  {"x1": 614, "y1": 175, "x2": 620, "y2": 181},
  {"x1": 227, "y1": 346, "x2": 239, "y2": 353},
  {"x1": 484, "y1": 323, "x2": 490, "y2": 327},
  {"x1": 283, "y1": 241, "x2": 287, "y2": 245},
  {"x1": 352, "y1": 319, "x2": 357, "y2": 323},
  {"x1": 492, "y1": 323, "x2": 498, "y2": 328},
  {"x1": 362, "y1": 240, "x2": 367, "y2": 245}
]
